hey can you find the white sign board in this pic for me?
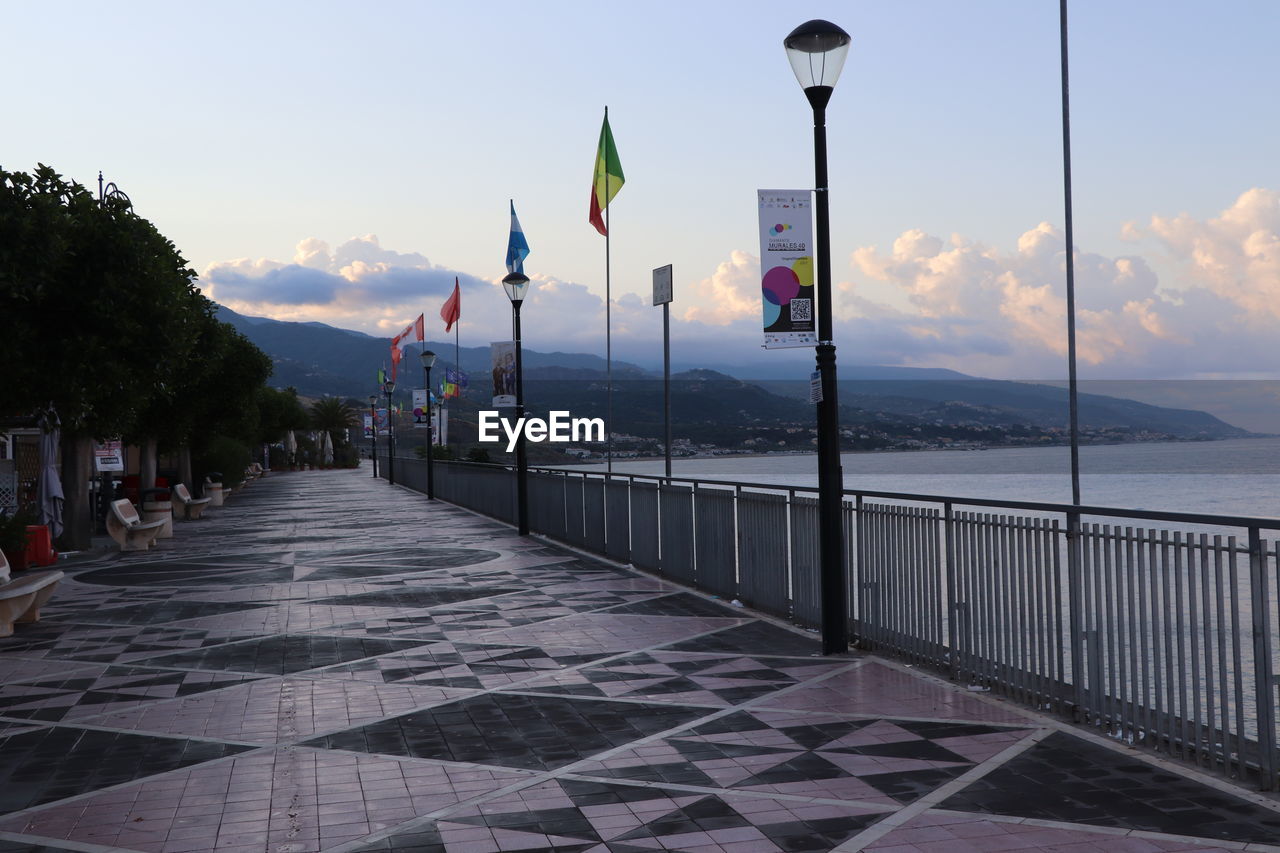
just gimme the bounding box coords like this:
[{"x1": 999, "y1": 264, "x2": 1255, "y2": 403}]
[{"x1": 652, "y1": 264, "x2": 673, "y2": 306}]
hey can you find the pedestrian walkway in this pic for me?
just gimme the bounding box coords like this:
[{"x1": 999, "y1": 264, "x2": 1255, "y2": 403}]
[{"x1": 2, "y1": 469, "x2": 1279, "y2": 853}]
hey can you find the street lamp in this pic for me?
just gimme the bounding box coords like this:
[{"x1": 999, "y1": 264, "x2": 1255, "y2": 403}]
[
  {"x1": 383, "y1": 379, "x2": 396, "y2": 486},
  {"x1": 785, "y1": 18, "x2": 850, "y2": 655},
  {"x1": 503, "y1": 271, "x2": 530, "y2": 535},
  {"x1": 368, "y1": 394, "x2": 378, "y2": 478},
  {"x1": 420, "y1": 349, "x2": 437, "y2": 500}
]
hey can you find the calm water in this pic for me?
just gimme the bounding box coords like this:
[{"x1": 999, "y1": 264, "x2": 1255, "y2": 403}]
[{"x1": 570, "y1": 436, "x2": 1280, "y2": 520}]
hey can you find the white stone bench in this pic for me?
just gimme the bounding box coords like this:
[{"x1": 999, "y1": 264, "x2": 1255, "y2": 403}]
[
  {"x1": 0, "y1": 551, "x2": 63, "y2": 637},
  {"x1": 107, "y1": 499, "x2": 167, "y2": 551},
  {"x1": 205, "y1": 476, "x2": 225, "y2": 507},
  {"x1": 247, "y1": 462, "x2": 264, "y2": 479},
  {"x1": 171, "y1": 483, "x2": 212, "y2": 520}
]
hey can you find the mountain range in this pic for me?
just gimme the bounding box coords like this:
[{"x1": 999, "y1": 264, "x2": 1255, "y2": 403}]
[{"x1": 217, "y1": 305, "x2": 1253, "y2": 441}]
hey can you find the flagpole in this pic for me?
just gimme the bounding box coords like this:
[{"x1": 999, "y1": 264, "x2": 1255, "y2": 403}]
[{"x1": 604, "y1": 108, "x2": 613, "y2": 474}]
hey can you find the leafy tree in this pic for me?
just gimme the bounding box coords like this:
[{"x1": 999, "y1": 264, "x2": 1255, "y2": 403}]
[{"x1": 310, "y1": 397, "x2": 355, "y2": 447}]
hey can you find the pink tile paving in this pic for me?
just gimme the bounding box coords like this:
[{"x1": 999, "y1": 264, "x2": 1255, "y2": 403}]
[
  {"x1": 0, "y1": 748, "x2": 528, "y2": 853},
  {"x1": 83, "y1": 676, "x2": 473, "y2": 743},
  {"x1": 469, "y1": 612, "x2": 745, "y2": 653},
  {"x1": 756, "y1": 660, "x2": 1033, "y2": 723},
  {"x1": 864, "y1": 811, "x2": 1246, "y2": 853}
]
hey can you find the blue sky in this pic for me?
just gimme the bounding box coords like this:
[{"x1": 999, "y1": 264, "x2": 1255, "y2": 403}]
[{"x1": 7, "y1": 1, "x2": 1279, "y2": 379}]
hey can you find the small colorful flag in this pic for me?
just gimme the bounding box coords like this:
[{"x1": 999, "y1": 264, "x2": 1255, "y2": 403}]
[
  {"x1": 588, "y1": 108, "x2": 625, "y2": 236},
  {"x1": 506, "y1": 201, "x2": 530, "y2": 274},
  {"x1": 441, "y1": 278, "x2": 461, "y2": 332},
  {"x1": 377, "y1": 367, "x2": 387, "y2": 385}
]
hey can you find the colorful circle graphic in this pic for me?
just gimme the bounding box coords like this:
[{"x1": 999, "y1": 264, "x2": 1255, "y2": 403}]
[{"x1": 762, "y1": 265, "x2": 801, "y2": 306}]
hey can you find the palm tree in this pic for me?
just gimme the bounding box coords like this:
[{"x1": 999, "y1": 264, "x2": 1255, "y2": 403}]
[{"x1": 310, "y1": 396, "x2": 355, "y2": 448}]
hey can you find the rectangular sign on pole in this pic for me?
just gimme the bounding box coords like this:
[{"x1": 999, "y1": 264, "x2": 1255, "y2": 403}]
[
  {"x1": 758, "y1": 189, "x2": 817, "y2": 348},
  {"x1": 491, "y1": 341, "x2": 517, "y2": 407},
  {"x1": 93, "y1": 439, "x2": 124, "y2": 473},
  {"x1": 412, "y1": 389, "x2": 429, "y2": 429},
  {"x1": 362, "y1": 414, "x2": 373, "y2": 439},
  {"x1": 375, "y1": 408, "x2": 391, "y2": 437},
  {"x1": 652, "y1": 264, "x2": 673, "y2": 305}
]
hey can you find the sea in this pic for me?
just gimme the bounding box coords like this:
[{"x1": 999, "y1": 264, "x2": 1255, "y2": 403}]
[{"x1": 568, "y1": 436, "x2": 1280, "y2": 522}]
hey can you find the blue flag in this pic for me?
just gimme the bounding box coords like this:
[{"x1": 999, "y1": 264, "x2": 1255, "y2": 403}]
[{"x1": 506, "y1": 200, "x2": 530, "y2": 274}]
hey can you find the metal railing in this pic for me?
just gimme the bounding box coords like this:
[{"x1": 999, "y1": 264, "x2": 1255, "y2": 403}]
[{"x1": 376, "y1": 454, "x2": 1280, "y2": 790}]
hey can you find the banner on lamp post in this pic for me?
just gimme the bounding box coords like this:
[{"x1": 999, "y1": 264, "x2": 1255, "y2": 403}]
[
  {"x1": 758, "y1": 190, "x2": 816, "y2": 348},
  {"x1": 362, "y1": 414, "x2": 373, "y2": 439},
  {"x1": 412, "y1": 389, "x2": 429, "y2": 429},
  {"x1": 491, "y1": 341, "x2": 517, "y2": 407},
  {"x1": 432, "y1": 407, "x2": 447, "y2": 445}
]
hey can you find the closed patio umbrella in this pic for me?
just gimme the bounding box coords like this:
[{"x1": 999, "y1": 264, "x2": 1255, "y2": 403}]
[{"x1": 36, "y1": 409, "x2": 64, "y2": 539}]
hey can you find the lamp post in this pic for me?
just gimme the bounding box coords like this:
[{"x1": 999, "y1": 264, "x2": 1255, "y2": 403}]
[
  {"x1": 420, "y1": 349, "x2": 437, "y2": 500},
  {"x1": 502, "y1": 271, "x2": 530, "y2": 535},
  {"x1": 383, "y1": 380, "x2": 396, "y2": 486},
  {"x1": 368, "y1": 394, "x2": 378, "y2": 478},
  {"x1": 785, "y1": 18, "x2": 851, "y2": 655}
]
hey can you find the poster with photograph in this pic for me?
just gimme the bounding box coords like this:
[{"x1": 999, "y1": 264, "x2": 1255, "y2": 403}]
[{"x1": 491, "y1": 341, "x2": 517, "y2": 407}]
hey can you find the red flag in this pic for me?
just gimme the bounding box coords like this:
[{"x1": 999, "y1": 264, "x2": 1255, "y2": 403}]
[
  {"x1": 441, "y1": 278, "x2": 461, "y2": 332},
  {"x1": 414, "y1": 313, "x2": 424, "y2": 342}
]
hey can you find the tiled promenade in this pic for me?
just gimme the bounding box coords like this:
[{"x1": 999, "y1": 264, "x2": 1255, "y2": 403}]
[{"x1": 2, "y1": 470, "x2": 1280, "y2": 853}]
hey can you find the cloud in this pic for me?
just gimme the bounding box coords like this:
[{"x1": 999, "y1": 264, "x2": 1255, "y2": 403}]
[
  {"x1": 202, "y1": 235, "x2": 490, "y2": 333},
  {"x1": 198, "y1": 192, "x2": 1280, "y2": 380},
  {"x1": 682, "y1": 250, "x2": 759, "y2": 326},
  {"x1": 1146, "y1": 188, "x2": 1280, "y2": 321}
]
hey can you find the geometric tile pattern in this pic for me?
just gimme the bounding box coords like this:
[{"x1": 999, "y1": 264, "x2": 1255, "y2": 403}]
[
  {"x1": 755, "y1": 660, "x2": 1033, "y2": 723},
  {"x1": 356, "y1": 777, "x2": 890, "y2": 852},
  {"x1": 939, "y1": 730, "x2": 1280, "y2": 843},
  {"x1": 0, "y1": 665, "x2": 265, "y2": 722},
  {"x1": 0, "y1": 748, "x2": 526, "y2": 853},
  {"x1": 3, "y1": 470, "x2": 1279, "y2": 853},
  {"x1": 318, "y1": 641, "x2": 615, "y2": 690},
  {"x1": 575, "y1": 710, "x2": 1034, "y2": 807},
  {"x1": 512, "y1": 651, "x2": 848, "y2": 707},
  {"x1": 130, "y1": 634, "x2": 433, "y2": 675},
  {"x1": 83, "y1": 676, "x2": 474, "y2": 744},
  {"x1": 305, "y1": 691, "x2": 711, "y2": 771},
  {"x1": 0, "y1": 726, "x2": 252, "y2": 814},
  {"x1": 862, "y1": 810, "x2": 1246, "y2": 853}
]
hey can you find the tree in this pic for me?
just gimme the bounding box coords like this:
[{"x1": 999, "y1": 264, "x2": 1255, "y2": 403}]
[
  {"x1": 0, "y1": 165, "x2": 270, "y2": 547},
  {"x1": 310, "y1": 397, "x2": 355, "y2": 448}
]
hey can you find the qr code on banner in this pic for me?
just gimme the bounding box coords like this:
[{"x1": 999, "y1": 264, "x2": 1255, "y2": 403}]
[{"x1": 790, "y1": 299, "x2": 812, "y2": 322}]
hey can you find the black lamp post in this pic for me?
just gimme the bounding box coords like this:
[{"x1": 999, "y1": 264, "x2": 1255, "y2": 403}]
[
  {"x1": 502, "y1": 271, "x2": 530, "y2": 535},
  {"x1": 383, "y1": 379, "x2": 396, "y2": 486},
  {"x1": 368, "y1": 394, "x2": 379, "y2": 478},
  {"x1": 785, "y1": 18, "x2": 851, "y2": 655},
  {"x1": 420, "y1": 349, "x2": 437, "y2": 500}
]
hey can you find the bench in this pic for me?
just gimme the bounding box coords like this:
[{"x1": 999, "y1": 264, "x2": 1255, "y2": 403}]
[
  {"x1": 247, "y1": 462, "x2": 264, "y2": 479},
  {"x1": 107, "y1": 499, "x2": 167, "y2": 551},
  {"x1": 0, "y1": 550, "x2": 63, "y2": 637},
  {"x1": 204, "y1": 474, "x2": 225, "y2": 507},
  {"x1": 171, "y1": 483, "x2": 212, "y2": 520}
]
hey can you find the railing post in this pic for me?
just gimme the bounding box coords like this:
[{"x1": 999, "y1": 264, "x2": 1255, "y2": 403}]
[
  {"x1": 1249, "y1": 527, "x2": 1277, "y2": 790},
  {"x1": 1067, "y1": 510, "x2": 1086, "y2": 722},
  {"x1": 945, "y1": 501, "x2": 959, "y2": 680}
]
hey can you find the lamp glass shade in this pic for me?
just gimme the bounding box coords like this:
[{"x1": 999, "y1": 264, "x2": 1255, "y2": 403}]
[
  {"x1": 784, "y1": 19, "x2": 851, "y2": 90},
  {"x1": 502, "y1": 272, "x2": 530, "y2": 304},
  {"x1": 420, "y1": 350, "x2": 437, "y2": 369},
  {"x1": 368, "y1": 395, "x2": 377, "y2": 406},
  {"x1": 384, "y1": 381, "x2": 395, "y2": 394}
]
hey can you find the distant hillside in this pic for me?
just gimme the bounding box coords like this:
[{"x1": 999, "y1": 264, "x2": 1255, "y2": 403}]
[{"x1": 217, "y1": 304, "x2": 1250, "y2": 441}]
